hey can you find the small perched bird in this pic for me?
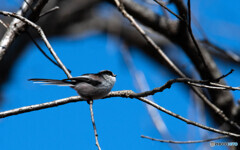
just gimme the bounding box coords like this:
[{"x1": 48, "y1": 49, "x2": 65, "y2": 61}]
[{"x1": 29, "y1": 70, "x2": 116, "y2": 100}]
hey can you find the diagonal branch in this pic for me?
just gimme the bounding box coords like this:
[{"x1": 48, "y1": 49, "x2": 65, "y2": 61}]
[{"x1": 89, "y1": 101, "x2": 101, "y2": 150}]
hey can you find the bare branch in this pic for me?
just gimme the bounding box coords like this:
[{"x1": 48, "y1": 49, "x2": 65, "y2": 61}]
[
  {"x1": 89, "y1": 101, "x2": 101, "y2": 150},
  {"x1": 187, "y1": 0, "x2": 209, "y2": 75},
  {"x1": 39, "y1": 6, "x2": 60, "y2": 18},
  {"x1": 201, "y1": 40, "x2": 240, "y2": 64},
  {"x1": 141, "y1": 135, "x2": 228, "y2": 144},
  {"x1": 129, "y1": 78, "x2": 240, "y2": 98},
  {"x1": 0, "y1": 19, "x2": 8, "y2": 28},
  {"x1": 153, "y1": 0, "x2": 185, "y2": 22},
  {"x1": 26, "y1": 31, "x2": 72, "y2": 73},
  {"x1": 0, "y1": 96, "x2": 82, "y2": 118},
  {"x1": 0, "y1": 90, "x2": 240, "y2": 137}
]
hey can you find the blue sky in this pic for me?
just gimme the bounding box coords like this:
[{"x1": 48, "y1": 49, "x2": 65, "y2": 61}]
[{"x1": 0, "y1": 0, "x2": 240, "y2": 150}]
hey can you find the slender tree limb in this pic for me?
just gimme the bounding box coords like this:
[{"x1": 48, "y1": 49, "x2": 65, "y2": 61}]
[
  {"x1": 0, "y1": 91, "x2": 240, "y2": 137},
  {"x1": 123, "y1": 78, "x2": 240, "y2": 98},
  {"x1": 0, "y1": 19, "x2": 8, "y2": 28},
  {"x1": 186, "y1": 0, "x2": 209, "y2": 75},
  {"x1": 89, "y1": 100, "x2": 101, "y2": 150},
  {"x1": 0, "y1": 96, "x2": 82, "y2": 118},
  {"x1": 154, "y1": 0, "x2": 185, "y2": 22},
  {"x1": 141, "y1": 135, "x2": 229, "y2": 144},
  {"x1": 201, "y1": 40, "x2": 240, "y2": 64},
  {"x1": 26, "y1": 31, "x2": 72, "y2": 73},
  {"x1": 39, "y1": 6, "x2": 60, "y2": 18}
]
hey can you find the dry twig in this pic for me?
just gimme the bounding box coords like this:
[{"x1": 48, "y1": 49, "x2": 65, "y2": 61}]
[
  {"x1": 0, "y1": 19, "x2": 8, "y2": 28},
  {"x1": 89, "y1": 101, "x2": 101, "y2": 150},
  {"x1": 141, "y1": 135, "x2": 228, "y2": 144}
]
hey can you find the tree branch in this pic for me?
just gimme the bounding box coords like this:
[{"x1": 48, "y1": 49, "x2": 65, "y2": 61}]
[
  {"x1": 141, "y1": 135, "x2": 229, "y2": 144},
  {"x1": 89, "y1": 101, "x2": 101, "y2": 150},
  {"x1": 0, "y1": 91, "x2": 239, "y2": 138}
]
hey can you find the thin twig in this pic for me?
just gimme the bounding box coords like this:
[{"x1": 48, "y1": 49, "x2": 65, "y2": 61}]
[
  {"x1": 154, "y1": 0, "x2": 208, "y2": 76},
  {"x1": 89, "y1": 101, "x2": 101, "y2": 150},
  {"x1": 187, "y1": 0, "x2": 208, "y2": 75},
  {"x1": 0, "y1": 11, "x2": 72, "y2": 78},
  {"x1": 0, "y1": 19, "x2": 8, "y2": 28},
  {"x1": 0, "y1": 91, "x2": 239, "y2": 137},
  {"x1": 141, "y1": 135, "x2": 229, "y2": 144},
  {"x1": 213, "y1": 69, "x2": 234, "y2": 82},
  {"x1": 113, "y1": 0, "x2": 240, "y2": 131},
  {"x1": 127, "y1": 78, "x2": 240, "y2": 98},
  {"x1": 39, "y1": 6, "x2": 60, "y2": 18},
  {"x1": 153, "y1": 0, "x2": 185, "y2": 22},
  {"x1": 0, "y1": 96, "x2": 82, "y2": 118},
  {"x1": 23, "y1": 0, "x2": 34, "y2": 13},
  {"x1": 201, "y1": 40, "x2": 240, "y2": 63},
  {"x1": 26, "y1": 31, "x2": 72, "y2": 73}
]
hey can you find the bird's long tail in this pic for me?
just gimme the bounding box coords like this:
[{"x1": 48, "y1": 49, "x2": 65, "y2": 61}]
[{"x1": 28, "y1": 78, "x2": 73, "y2": 86}]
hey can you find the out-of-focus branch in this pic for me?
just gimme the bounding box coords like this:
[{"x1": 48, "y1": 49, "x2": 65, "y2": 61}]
[
  {"x1": 39, "y1": 6, "x2": 60, "y2": 18},
  {"x1": 201, "y1": 40, "x2": 240, "y2": 64},
  {"x1": 0, "y1": 19, "x2": 8, "y2": 28}
]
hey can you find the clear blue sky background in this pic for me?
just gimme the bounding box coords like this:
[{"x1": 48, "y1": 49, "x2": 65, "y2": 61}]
[{"x1": 0, "y1": 0, "x2": 240, "y2": 150}]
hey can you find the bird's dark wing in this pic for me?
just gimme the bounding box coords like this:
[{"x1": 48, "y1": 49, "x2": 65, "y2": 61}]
[{"x1": 63, "y1": 76, "x2": 101, "y2": 86}]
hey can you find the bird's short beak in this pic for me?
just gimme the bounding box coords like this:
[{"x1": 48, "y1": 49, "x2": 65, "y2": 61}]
[{"x1": 113, "y1": 74, "x2": 117, "y2": 77}]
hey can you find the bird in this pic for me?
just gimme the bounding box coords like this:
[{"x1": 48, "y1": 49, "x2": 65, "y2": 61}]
[{"x1": 29, "y1": 70, "x2": 116, "y2": 101}]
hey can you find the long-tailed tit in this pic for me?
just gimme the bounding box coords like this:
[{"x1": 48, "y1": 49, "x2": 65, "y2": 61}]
[{"x1": 29, "y1": 70, "x2": 116, "y2": 100}]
